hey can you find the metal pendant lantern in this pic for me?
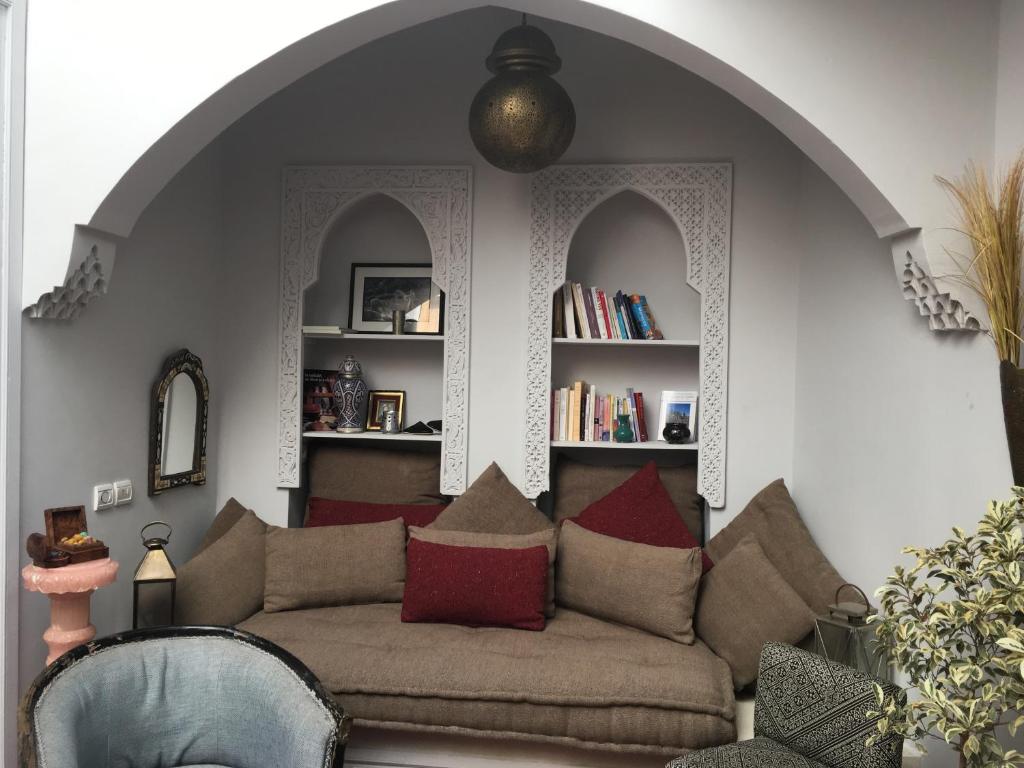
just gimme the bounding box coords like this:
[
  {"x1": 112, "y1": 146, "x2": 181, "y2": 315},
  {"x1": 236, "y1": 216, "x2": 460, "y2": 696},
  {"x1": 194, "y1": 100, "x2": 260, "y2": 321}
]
[
  {"x1": 133, "y1": 521, "x2": 177, "y2": 629},
  {"x1": 469, "y1": 17, "x2": 576, "y2": 173}
]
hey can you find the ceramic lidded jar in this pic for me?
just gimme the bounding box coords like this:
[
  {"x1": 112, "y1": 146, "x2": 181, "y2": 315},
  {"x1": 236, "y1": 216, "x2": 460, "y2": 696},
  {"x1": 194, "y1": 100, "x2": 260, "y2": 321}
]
[{"x1": 333, "y1": 355, "x2": 369, "y2": 433}]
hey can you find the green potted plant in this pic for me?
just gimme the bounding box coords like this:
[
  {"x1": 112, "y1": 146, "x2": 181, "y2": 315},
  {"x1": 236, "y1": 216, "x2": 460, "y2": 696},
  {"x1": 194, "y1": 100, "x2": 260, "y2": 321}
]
[
  {"x1": 870, "y1": 489, "x2": 1024, "y2": 768},
  {"x1": 937, "y1": 153, "x2": 1024, "y2": 483}
]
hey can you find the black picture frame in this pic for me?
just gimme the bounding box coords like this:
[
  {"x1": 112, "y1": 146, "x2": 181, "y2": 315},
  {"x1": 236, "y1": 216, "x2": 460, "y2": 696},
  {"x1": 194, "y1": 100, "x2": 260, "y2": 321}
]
[{"x1": 347, "y1": 262, "x2": 444, "y2": 334}]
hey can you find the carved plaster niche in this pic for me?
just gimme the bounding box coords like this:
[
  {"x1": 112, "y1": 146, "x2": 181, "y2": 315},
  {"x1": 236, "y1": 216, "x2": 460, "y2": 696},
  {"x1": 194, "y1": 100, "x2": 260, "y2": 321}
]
[
  {"x1": 27, "y1": 228, "x2": 118, "y2": 320},
  {"x1": 525, "y1": 163, "x2": 732, "y2": 507},
  {"x1": 277, "y1": 166, "x2": 472, "y2": 494}
]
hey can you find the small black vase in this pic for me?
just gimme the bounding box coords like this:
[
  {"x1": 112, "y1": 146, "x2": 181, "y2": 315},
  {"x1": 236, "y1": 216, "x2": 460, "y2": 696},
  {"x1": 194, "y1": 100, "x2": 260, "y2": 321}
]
[
  {"x1": 663, "y1": 422, "x2": 691, "y2": 444},
  {"x1": 1000, "y1": 360, "x2": 1024, "y2": 486}
]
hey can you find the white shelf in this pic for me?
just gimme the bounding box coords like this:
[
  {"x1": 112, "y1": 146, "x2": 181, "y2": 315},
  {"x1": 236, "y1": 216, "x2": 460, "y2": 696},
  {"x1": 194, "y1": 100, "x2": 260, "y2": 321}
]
[
  {"x1": 550, "y1": 440, "x2": 698, "y2": 451},
  {"x1": 552, "y1": 338, "x2": 698, "y2": 347},
  {"x1": 303, "y1": 331, "x2": 445, "y2": 341},
  {"x1": 303, "y1": 431, "x2": 442, "y2": 443}
]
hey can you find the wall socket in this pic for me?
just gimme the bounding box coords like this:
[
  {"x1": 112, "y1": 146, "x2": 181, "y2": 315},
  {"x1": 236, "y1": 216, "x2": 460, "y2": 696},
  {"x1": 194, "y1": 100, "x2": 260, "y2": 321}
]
[{"x1": 94, "y1": 479, "x2": 133, "y2": 511}]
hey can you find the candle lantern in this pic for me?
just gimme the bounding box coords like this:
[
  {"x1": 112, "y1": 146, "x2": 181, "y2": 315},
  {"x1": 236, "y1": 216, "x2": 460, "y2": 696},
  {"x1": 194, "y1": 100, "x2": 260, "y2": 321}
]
[
  {"x1": 813, "y1": 583, "x2": 891, "y2": 681},
  {"x1": 133, "y1": 521, "x2": 176, "y2": 628}
]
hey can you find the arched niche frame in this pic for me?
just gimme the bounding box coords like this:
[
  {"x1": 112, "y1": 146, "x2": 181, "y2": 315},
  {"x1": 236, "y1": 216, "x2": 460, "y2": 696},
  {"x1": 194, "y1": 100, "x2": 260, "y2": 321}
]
[
  {"x1": 277, "y1": 166, "x2": 472, "y2": 494},
  {"x1": 524, "y1": 163, "x2": 732, "y2": 507}
]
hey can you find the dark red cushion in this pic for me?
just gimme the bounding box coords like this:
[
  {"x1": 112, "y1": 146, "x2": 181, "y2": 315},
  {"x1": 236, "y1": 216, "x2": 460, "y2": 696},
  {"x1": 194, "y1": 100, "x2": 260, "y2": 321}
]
[
  {"x1": 569, "y1": 461, "x2": 713, "y2": 573},
  {"x1": 306, "y1": 497, "x2": 445, "y2": 529},
  {"x1": 401, "y1": 539, "x2": 548, "y2": 630}
]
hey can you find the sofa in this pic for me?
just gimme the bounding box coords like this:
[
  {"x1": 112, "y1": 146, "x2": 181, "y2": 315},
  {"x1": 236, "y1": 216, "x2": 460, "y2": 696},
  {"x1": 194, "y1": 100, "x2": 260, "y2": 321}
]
[{"x1": 175, "y1": 444, "x2": 848, "y2": 757}]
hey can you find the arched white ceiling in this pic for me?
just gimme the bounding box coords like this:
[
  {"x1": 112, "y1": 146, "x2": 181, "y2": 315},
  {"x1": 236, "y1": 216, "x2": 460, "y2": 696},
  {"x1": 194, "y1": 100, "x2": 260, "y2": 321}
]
[{"x1": 23, "y1": 0, "x2": 999, "y2": 322}]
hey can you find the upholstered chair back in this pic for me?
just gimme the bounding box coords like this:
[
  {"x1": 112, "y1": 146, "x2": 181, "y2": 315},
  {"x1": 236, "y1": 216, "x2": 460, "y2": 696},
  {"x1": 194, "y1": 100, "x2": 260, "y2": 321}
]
[
  {"x1": 21, "y1": 626, "x2": 347, "y2": 768},
  {"x1": 754, "y1": 642, "x2": 905, "y2": 768}
]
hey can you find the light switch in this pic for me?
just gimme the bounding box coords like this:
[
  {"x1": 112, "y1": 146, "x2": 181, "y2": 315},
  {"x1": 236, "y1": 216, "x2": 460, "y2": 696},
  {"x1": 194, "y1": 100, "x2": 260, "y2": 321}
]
[
  {"x1": 114, "y1": 479, "x2": 133, "y2": 506},
  {"x1": 93, "y1": 483, "x2": 115, "y2": 511}
]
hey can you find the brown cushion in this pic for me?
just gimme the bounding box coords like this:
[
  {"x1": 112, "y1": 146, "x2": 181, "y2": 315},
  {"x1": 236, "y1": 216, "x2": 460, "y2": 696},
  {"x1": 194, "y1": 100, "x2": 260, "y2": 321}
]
[
  {"x1": 553, "y1": 458, "x2": 703, "y2": 543},
  {"x1": 176, "y1": 510, "x2": 268, "y2": 626},
  {"x1": 408, "y1": 526, "x2": 558, "y2": 617},
  {"x1": 695, "y1": 534, "x2": 816, "y2": 688},
  {"x1": 239, "y1": 603, "x2": 735, "y2": 755},
  {"x1": 264, "y1": 519, "x2": 406, "y2": 612},
  {"x1": 307, "y1": 444, "x2": 443, "y2": 504},
  {"x1": 430, "y1": 462, "x2": 553, "y2": 534},
  {"x1": 706, "y1": 479, "x2": 844, "y2": 614},
  {"x1": 555, "y1": 520, "x2": 701, "y2": 643},
  {"x1": 197, "y1": 497, "x2": 250, "y2": 553}
]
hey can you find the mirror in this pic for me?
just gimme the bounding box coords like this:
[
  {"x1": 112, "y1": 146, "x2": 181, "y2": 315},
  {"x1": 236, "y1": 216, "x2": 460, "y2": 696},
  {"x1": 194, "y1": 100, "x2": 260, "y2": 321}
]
[{"x1": 149, "y1": 349, "x2": 209, "y2": 496}]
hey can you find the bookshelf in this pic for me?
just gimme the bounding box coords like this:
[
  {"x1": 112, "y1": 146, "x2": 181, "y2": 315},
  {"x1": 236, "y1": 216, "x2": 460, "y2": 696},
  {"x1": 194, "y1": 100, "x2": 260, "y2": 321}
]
[{"x1": 524, "y1": 163, "x2": 732, "y2": 507}]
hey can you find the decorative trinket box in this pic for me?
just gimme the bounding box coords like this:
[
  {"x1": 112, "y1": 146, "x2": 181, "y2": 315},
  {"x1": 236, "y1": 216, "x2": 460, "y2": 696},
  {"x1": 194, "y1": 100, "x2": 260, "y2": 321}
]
[{"x1": 42, "y1": 506, "x2": 109, "y2": 564}]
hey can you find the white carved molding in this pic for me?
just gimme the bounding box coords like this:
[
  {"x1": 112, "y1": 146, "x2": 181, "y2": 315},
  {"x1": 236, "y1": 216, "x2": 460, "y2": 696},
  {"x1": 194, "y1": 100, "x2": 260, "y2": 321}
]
[
  {"x1": 26, "y1": 246, "x2": 107, "y2": 320},
  {"x1": 277, "y1": 166, "x2": 472, "y2": 493},
  {"x1": 525, "y1": 163, "x2": 732, "y2": 507},
  {"x1": 900, "y1": 251, "x2": 980, "y2": 332}
]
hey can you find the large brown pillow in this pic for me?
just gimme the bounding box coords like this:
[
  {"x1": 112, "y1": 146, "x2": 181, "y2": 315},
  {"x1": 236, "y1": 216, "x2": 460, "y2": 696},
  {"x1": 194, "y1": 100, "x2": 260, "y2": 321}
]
[
  {"x1": 264, "y1": 519, "x2": 406, "y2": 612},
  {"x1": 307, "y1": 444, "x2": 443, "y2": 504},
  {"x1": 198, "y1": 497, "x2": 250, "y2": 553},
  {"x1": 553, "y1": 458, "x2": 703, "y2": 543},
  {"x1": 177, "y1": 510, "x2": 268, "y2": 626},
  {"x1": 408, "y1": 526, "x2": 558, "y2": 617},
  {"x1": 556, "y1": 521, "x2": 701, "y2": 643},
  {"x1": 430, "y1": 462, "x2": 553, "y2": 534},
  {"x1": 706, "y1": 479, "x2": 844, "y2": 614},
  {"x1": 696, "y1": 534, "x2": 816, "y2": 688}
]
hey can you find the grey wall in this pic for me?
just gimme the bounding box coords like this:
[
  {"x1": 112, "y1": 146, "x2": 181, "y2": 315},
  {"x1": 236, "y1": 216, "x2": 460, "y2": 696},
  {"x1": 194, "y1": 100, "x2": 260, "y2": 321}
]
[{"x1": 18, "y1": 143, "x2": 225, "y2": 680}]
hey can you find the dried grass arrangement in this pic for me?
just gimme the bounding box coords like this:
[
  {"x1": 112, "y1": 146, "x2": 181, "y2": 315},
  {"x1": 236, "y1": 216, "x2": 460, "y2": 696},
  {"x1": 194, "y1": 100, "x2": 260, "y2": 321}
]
[{"x1": 937, "y1": 152, "x2": 1024, "y2": 365}]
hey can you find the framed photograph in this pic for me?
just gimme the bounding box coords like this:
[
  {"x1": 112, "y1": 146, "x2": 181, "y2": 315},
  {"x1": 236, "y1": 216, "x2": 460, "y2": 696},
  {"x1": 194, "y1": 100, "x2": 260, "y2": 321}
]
[
  {"x1": 658, "y1": 390, "x2": 698, "y2": 442},
  {"x1": 348, "y1": 263, "x2": 444, "y2": 334},
  {"x1": 302, "y1": 369, "x2": 338, "y2": 432},
  {"x1": 366, "y1": 390, "x2": 406, "y2": 431}
]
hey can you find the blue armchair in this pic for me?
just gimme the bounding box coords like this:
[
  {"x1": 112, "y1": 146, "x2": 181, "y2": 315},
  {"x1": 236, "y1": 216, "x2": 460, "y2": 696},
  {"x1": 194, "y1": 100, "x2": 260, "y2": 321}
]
[
  {"x1": 667, "y1": 642, "x2": 905, "y2": 768},
  {"x1": 19, "y1": 626, "x2": 349, "y2": 768}
]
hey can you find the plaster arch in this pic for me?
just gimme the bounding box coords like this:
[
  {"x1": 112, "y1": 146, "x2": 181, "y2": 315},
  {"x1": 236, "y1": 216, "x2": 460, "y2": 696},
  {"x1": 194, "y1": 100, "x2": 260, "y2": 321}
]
[{"x1": 25, "y1": 0, "x2": 972, "y2": 328}]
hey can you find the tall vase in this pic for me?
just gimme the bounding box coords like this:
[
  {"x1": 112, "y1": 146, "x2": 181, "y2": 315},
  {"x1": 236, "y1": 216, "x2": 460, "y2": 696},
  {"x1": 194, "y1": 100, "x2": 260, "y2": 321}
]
[
  {"x1": 333, "y1": 355, "x2": 369, "y2": 433},
  {"x1": 1000, "y1": 360, "x2": 1024, "y2": 486}
]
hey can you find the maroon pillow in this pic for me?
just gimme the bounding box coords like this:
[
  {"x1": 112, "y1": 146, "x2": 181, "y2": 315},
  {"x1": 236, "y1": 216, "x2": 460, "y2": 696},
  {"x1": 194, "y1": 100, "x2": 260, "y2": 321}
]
[
  {"x1": 569, "y1": 461, "x2": 713, "y2": 573},
  {"x1": 401, "y1": 539, "x2": 548, "y2": 630},
  {"x1": 306, "y1": 497, "x2": 445, "y2": 529}
]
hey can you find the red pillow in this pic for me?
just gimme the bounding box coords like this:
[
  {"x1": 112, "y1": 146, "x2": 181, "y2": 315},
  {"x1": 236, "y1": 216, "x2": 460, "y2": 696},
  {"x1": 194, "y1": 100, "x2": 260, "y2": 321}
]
[
  {"x1": 306, "y1": 498, "x2": 445, "y2": 529},
  {"x1": 401, "y1": 539, "x2": 548, "y2": 630},
  {"x1": 569, "y1": 461, "x2": 714, "y2": 573}
]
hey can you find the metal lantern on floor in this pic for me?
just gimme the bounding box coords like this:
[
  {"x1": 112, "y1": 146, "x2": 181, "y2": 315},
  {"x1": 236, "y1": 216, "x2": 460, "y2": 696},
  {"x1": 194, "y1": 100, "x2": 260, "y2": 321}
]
[
  {"x1": 133, "y1": 521, "x2": 177, "y2": 628},
  {"x1": 813, "y1": 583, "x2": 892, "y2": 680},
  {"x1": 468, "y1": 15, "x2": 576, "y2": 173}
]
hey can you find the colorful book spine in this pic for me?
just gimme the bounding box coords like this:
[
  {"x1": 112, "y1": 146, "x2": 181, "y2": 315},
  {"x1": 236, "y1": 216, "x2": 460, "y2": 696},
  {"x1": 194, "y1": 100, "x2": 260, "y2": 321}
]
[
  {"x1": 582, "y1": 287, "x2": 600, "y2": 339},
  {"x1": 626, "y1": 388, "x2": 641, "y2": 441},
  {"x1": 639, "y1": 295, "x2": 664, "y2": 340},
  {"x1": 618, "y1": 290, "x2": 639, "y2": 338},
  {"x1": 595, "y1": 289, "x2": 613, "y2": 339},
  {"x1": 634, "y1": 391, "x2": 649, "y2": 442},
  {"x1": 571, "y1": 283, "x2": 590, "y2": 339},
  {"x1": 588, "y1": 384, "x2": 597, "y2": 440},
  {"x1": 629, "y1": 294, "x2": 654, "y2": 339},
  {"x1": 613, "y1": 295, "x2": 629, "y2": 339}
]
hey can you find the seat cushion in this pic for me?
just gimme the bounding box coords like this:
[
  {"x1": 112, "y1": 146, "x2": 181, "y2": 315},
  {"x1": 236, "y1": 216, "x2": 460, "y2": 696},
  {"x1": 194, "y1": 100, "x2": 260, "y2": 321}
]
[
  {"x1": 666, "y1": 737, "x2": 829, "y2": 768},
  {"x1": 239, "y1": 603, "x2": 735, "y2": 754}
]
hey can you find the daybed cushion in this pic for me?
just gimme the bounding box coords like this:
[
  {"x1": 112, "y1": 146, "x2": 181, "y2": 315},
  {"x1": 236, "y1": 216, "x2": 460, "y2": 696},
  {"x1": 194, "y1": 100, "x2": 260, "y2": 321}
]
[
  {"x1": 239, "y1": 603, "x2": 735, "y2": 755},
  {"x1": 553, "y1": 458, "x2": 704, "y2": 544},
  {"x1": 197, "y1": 497, "x2": 251, "y2": 553},
  {"x1": 430, "y1": 462, "x2": 553, "y2": 534},
  {"x1": 307, "y1": 443, "x2": 443, "y2": 504},
  {"x1": 408, "y1": 526, "x2": 558, "y2": 617},
  {"x1": 706, "y1": 479, "x2": 843, "y2": 614}
]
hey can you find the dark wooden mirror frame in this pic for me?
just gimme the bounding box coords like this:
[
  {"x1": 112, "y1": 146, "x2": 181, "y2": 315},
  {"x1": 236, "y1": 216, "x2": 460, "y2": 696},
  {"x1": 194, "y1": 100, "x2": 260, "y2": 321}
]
[{"x1": 148, "y1": 349, "x2": 209, "y2": 496}]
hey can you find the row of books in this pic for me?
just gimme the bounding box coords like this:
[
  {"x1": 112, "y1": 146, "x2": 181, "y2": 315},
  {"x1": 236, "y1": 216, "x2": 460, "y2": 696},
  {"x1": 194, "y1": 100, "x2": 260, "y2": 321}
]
[
  {"x1": 551, "y1": 382, "x2": 650, "y2": 443},
  {"x1": 552, "y1": 282, "x2": 664, "y2": 341}
]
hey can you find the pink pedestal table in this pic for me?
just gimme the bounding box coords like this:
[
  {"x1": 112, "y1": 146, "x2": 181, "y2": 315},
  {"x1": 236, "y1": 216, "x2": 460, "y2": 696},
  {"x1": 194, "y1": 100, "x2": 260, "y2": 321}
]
[{"x1": 22, "y1": 558, "x2": 119, "y2": 665}]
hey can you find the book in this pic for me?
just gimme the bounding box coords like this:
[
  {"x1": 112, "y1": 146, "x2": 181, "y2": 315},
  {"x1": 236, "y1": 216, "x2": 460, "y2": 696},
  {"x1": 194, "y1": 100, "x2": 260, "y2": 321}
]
[
  {"x1": 629, "y1": 294, "x2": 654, "y2": 339},
  {"x1": 589, "y1": 384, "x2": 597, "y2": 441},
  {"x1": 571, "y1": 283, "x2": 590, "y2": 339},
  {"x1": 302, "y1": 369, "x2": 338, "y2": 431},
  {"x1": 626, "y1": 388, "x2": 641, "y2": 442},
  {"x1": 612, "y1": 294, "x2": 629, "y2": 339},
  {"x1": 559, "y1": 387, "x2": 568, "y2": 441},
  {"x1": 552, "y1": 287, "x2": 565, "y2": 339},
  {"x1": 617, "y1": 290, "x2": 639, "y2": 338},
  {"x1": 572, "y1": 380, "x2": 585, "y2": 441},
  {"x1": 562, "y1": 283, "x2": 577, "y2": 339},
  {"x1": 634, "y1": 391, "x2": 649, "y2": 442},
  {"x1": 638, "y1": 295, "x2": 664, "y2": 340},
  {"x1": 301, "y1": 325, "x2": 354, "y2": 335},
  {"x1": 582, "y1": 287, "x2": 600, "y2": 339},
  {"x1": 593, "y1": 289, "x2": 611, "y2": 339}
]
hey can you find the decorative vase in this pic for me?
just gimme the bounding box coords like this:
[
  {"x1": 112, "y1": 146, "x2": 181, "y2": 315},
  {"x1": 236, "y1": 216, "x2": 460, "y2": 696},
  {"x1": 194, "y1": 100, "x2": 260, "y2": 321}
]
[
  {"x1": 663, "y1": 421, "x2": 691, "y2": 444},
  {"x1": 333, "y1": 355, "x2": 368, "y2": 433},
  {"x1": 613, "y1": 415, "x2": 634, "y2": 443},
  {"x1": 1000, "y1": 360, "x2": 1024, "y2": 485}
]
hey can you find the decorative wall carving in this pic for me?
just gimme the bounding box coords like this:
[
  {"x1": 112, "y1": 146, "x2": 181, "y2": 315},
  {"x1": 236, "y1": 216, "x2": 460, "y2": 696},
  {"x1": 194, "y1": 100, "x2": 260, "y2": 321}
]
[
  {"x1": 525, "y1": 163, "x2": 732, "y2": 507},
  {"x1": 27, "y1": 247, "x2": 107, "y2": 320},
  {"x1": 277, "y1": 167, "x2": 472, "y2": 493},
  {"x1": 900, "y1": 252, "x2": 980, "y2": 331}
]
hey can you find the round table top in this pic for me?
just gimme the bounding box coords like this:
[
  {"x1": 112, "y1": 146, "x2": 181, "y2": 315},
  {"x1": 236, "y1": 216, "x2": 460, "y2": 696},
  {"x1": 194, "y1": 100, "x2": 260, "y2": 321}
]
[{"x1": 22, "y1": 557, "x2": 119, "y2": 595}]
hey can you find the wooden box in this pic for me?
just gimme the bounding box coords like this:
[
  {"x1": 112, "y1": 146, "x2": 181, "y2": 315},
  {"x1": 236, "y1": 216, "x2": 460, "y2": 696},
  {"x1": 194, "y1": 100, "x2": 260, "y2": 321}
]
[{"x1": 44, "y1": 506, "x2": 109, "y2": 564}]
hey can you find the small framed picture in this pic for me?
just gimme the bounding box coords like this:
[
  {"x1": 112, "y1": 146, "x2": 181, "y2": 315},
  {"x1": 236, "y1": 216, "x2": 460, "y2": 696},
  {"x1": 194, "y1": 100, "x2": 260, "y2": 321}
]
[
  {"x1": 658, "y1": 390, "x2": 698, "y2": 442},
  {"x1": 366, "y1": 390, "x2": 406, "y2": 431},
  {"x1": 348, "y1": 263, "x2": 444, "y2": 334}
]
